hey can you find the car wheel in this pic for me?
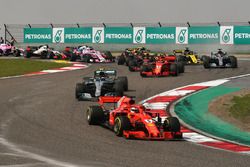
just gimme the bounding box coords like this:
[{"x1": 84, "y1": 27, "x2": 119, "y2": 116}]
[
  {"x1": 177, "y1": 62, "x2": 185, "y2": 73},
  {"x1": 40, "y1": 51, "x2": 48, "y2": 59},
  {"x1": 117, "y1": 56, "x2": 125, "y2": 65},
  {"x1": 163, "y1": 117, "x2": 181, "y2": 132},
  {"x1": 75, "y1": 83, "x2": 85, "y2": 100},
  {"x1": 203, "y1": 56, "x2": 211, "y2": 69},
  {"x1": 114, "y1": 81, "x2": 124, "y2": 96},
  {"x1": 128, "y1": 60, "x2": 137, "y2": 72},
  {"x1": 86, "y1": 106, "x2": 104, "y2": 125},
  {"x1": 117, "y1": 76, "x2": 128, "y2": 91},
  {"x1": 114, "y1": 116, "x2": 131, "y2": 137},
  {"x1": 170, "y1": 63, "x2": 179, "y2": 76},
  {"x1": 229, "y1": 56, "x2": 238, "y2": 68}
]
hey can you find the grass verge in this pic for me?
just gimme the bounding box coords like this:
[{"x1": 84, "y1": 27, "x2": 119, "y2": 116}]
[
  {"x1": 229, "y1": 94, "x2": 250, "y2": 122},
  {"x1": 0, "y1": 59, "x2": 70, "y2": 77}
]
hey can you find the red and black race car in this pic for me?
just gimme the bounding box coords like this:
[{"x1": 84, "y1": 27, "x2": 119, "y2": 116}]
[
  {"x1": 140, "y1": 55, "x2": 184, "y2": 77},
  {"x1": 86, "y1": 96, "x2": 182, "y2": 140}
]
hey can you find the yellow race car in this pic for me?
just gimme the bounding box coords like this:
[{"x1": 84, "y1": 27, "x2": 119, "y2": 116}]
[{"x1": 173, "y1": 48, "x2": 203, "y2": 65}]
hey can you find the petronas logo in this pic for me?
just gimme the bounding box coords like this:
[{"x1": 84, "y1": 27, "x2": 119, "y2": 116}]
[
  {"x1": 135, "y1": 30, "x2": 144, "y2": 43},
  {"x1": 178, "y1": 29, "x2": 187, "y2": 43},
  {"x1": 222, "y1": 28, "x2": 231, "y2": 43},
  {"x1": 94, "y1": 30, "x2": 102, "y2": 43},
  {"x1": 54, "y1": 30, "x2": 63, "y2": 43}
]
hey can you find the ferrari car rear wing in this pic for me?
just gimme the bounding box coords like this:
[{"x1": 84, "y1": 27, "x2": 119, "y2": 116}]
[{"x1": 98, "y1": 96, "x2": 122, "y2": 105}]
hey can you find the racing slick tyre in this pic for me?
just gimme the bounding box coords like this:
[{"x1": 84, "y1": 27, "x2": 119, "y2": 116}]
[
  {"x1": 114, "y1": 81, "x2": 124, "y2": 96},
  {"x1": 82, "y1": 54, "x2": 92, "y2": 63},
  {"x1": 229, "y1": 56, "x2": 238, "y2": 68},
  {"x1": 126, "y1": 56, "x2": 134, "y2": 66},
  {"x1": 104, "y1": 51, "x2": 114, "y2": 61},
  {"x1": 170, "y1": 63, "x2": 179, "y2": 76},
  {"x1": 203, "y1": 56, "x2": 211, "y2": 69},
  {"x1": 128, "y1": 60, "x2": 137, "y2": 72},
  {"x1": 201, "y1": 55, "x2": 206, "y2": 62},
  {"x1": 13, "y1": 49, "x2": 21, "y2": 57},
  {"x1": 176, "y1": 55, "x2": 186, "y2": 64},
  {"x1": 25, "y1": 51, "x2": 32, "y2": 58},
  {"x1": 86, "y1": 106, "x2": 104, "y2": 125},
  {"x1": 163, "y1": 117, "x2": 181, "y2": 132},
  {"x1": 40, "y1": 51, "x2": 48, "y2": 59},
  {"x1": 140, "y1": 65, "x2": 151, "y2": 77},
  {"x1": 75, "y1": 83, "x2": 85, "y2": 100},
  {"x1": 114, "y1": 116, "x2": 131, "y2": 137},
  {"x1": 70, "y1": 53, "x2": 77, "y2": 61},
  {"x1": 117, "y1": 56, "x2": 125, "y2": 65},
  {"x1": 117, "y1": 76, "x2": 128, "y2": 91},
  {"x1": 48, "y1": 52, "x2": 55, "y2": 59},
  {"x1": 177, "y1": 62, "x2": 185, "y2": 73}
]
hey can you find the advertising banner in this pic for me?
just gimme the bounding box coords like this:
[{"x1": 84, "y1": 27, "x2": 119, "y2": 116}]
[
  {"x1": 234, "y1": 26, "x2": 250, "y2": 44},
  {"x1": 146, "y1": 27, "x2": 175, "y2": 44},
  {"x1": 24, "y1": 28, "x2": 52, "y2": 43},
  {"x1": 176, "y1": 27, "x2": 188, "y2": 44},
  {"x1": 64, "y1": 27, "x2": 92, "y2": 43},
  {"x1": 220, "y1": 26, "x2": 234, "y2": 44},
  {"x1": 92, "y1": 27, "x2": 104, "y2": 43},
  {"x1": 133, "y1": 27, "x2": 146, "y2": 44},
  {"x1": 188, "y1": 26, "x2": 219, "y2": 44},
  {"x1": 104, "y1": 27, "x2": 133, "y2": 43}
]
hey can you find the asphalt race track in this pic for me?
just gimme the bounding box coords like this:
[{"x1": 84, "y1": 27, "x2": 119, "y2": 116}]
[{"x1": 1, "y1": 61, "x2": 250, "y2": 167}]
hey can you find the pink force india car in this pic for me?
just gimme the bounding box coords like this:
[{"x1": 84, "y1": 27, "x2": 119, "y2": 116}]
[
  {"x1": 0, "y1": 43, "x2": 12, "y2": 55},
  {"x1": 63, "y1": 45, "x2": 115, "y2": 63},
  {"x1": 0, "y1": 43, "x2": 24, "y2": 57}
]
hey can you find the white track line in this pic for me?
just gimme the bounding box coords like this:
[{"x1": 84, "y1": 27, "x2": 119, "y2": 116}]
[{"x1": 0, "y1": 136, "x2": 82, "y2": 167}]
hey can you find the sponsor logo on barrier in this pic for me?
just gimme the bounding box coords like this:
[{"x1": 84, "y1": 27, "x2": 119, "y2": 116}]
[
  {"x1": 53, "y1": 28, "x2": 64, "y2": 43},
  {"x1": 24, "y1": 28, "x2": 52, "y2": 43},
  {"x1": 65, "y1": 34, "x2": 91, "y2": 40},
  {"x1": 133, "y1": 27, "x2": 146, "y2": 44},
  {"x1": 146, "y1": 27, "x2": 175, "y2": 44},
  {"x1": 188, "y1": 26, "x2": 220, "y2": 44},
  {"x1": 92, "y1": 27, "x2": 104, "y2": 43},
  {"x1": 176, "y1": 27, "x2": 188, "y2": 44},
  {"x1": 189, "y1": 33, "x2": 218, "y2": 39},
  {"x1": 234, "y1": 26, "x2": 250, "y2": 44},
  {"x1": 25, "y1": 34, "x2": 51, "y2": 40},
  {"x1": 220, "y1": 26, "x2": 234, "y2": 44},
  {"x1": 105, "y1": 34, "x2": 132, "y2": 39},
  {"x1": 64, "y1": 27, "x2": 92, "y2": 43},
  {"x1": 104, "y1": 27, "x2": 133, "y2": 43},
  {"x1": 146, "y1": 34, "x2": 174, "y2": 39}
]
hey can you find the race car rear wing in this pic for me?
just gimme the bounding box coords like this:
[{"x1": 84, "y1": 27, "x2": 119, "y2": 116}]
[
  {"x1": 94, "y1": 70, "x2": 117, "y2": 77},
  {"x1": 99, "y1": 96, "x2": 122, "y2": 105}
]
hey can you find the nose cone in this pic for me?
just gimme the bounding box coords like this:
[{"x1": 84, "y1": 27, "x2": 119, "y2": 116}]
[{"x1": 151, "y1": 132, "x2": 159, "y2": 137}]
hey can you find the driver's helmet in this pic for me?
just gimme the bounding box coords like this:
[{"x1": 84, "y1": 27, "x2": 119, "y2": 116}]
[
  {"x1": 130, "y1": 107, "x2": 139, "y2": 113},
  {"x1": 99, "y1": 71, "x2": 106, "y2": 77},
  {"x1": 218, "y1": 49, "x2": 223, "y2": 54}
]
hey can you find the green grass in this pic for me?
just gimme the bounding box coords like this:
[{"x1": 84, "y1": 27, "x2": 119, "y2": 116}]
[
  {"x1": 0, "y1": 59, "x2": 70, "y2": 77},
  {"x1": 229, "y1": 94, "x2": 250, "y2": 122}
]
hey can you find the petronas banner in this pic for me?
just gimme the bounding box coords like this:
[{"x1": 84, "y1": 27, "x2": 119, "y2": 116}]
[
  {"x1": 24, "y1": 28, "x2": 52, "y2": 43},
  {"x1": 189, "y1": 26, "x2": 219, "y2": 44},
  {"x1": 64, "y1": 28, "x2": 92, "y2": 43},
  {"x1": 105, "y1": 27, "x2": 133, "y2": 44},
  {"x1": 234, "y1": 26, "x2": 250, "y2": 44},
  {"x1": 146, "y1": 27, "x2": 175, "y2": 44},
  {"x1": 23, "y1": 26, "x2": 250, "y2": 44}
]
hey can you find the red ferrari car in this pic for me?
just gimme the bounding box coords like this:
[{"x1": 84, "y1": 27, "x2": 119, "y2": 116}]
[
  {"x1": 86, "y1": 96, "x2": 182, "y2": 140},
  {"x1": 140, "y1": 56, "x2": 184, "y2": 77}
]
